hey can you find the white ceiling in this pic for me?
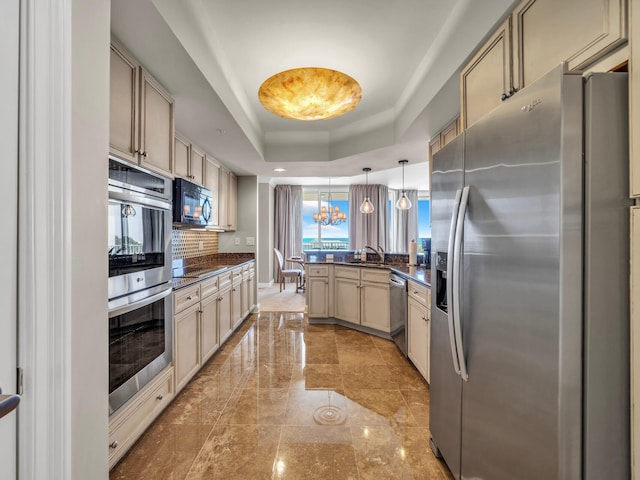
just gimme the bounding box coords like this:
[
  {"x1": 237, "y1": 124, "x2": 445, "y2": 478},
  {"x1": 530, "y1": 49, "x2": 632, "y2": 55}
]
[{"x1": 110, "y1": 0, "x2": 517, "y2": 190}]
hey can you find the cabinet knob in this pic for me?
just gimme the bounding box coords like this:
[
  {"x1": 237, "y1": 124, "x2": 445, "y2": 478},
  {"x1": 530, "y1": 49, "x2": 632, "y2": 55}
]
[
  {"x1": 141, "y1": 151, "x2": 148, "y2": 157},
  {"x1": 156, "y1": 394, "x2": 164, "y2": 401},
  {"x1": 109, "y1": 441, "x2": 118, "y2": 449},
  {"x1": 186, "y1": 295, "x2": 193, "y2": 300}
]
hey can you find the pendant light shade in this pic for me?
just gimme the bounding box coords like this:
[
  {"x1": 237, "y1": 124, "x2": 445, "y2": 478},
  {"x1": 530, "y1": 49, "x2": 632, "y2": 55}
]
[
  {"x1": 395, "y1": 159, "x2": 412, "y2": 210},
  {"x1": 359, "y1": 168, "x2": 375, "y2": 214}
]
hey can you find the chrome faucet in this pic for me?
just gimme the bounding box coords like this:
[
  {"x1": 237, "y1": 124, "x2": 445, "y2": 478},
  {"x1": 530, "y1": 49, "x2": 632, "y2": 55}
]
[{"x1": 363, "y1": 244, "x2": 385, "y2": 263}]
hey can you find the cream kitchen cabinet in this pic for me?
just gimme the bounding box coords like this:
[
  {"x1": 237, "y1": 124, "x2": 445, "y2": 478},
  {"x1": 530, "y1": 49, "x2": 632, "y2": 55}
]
[
  {"x1": 173, "y1": 132, "x2": 204, "y2": 185},
  {"x1": 307, "y1": 265, "x2": 330, "y2": 318},
  {"x1": 461, "y1": 0, "x2": 627, "y2": 130},
  {"x1": 231, "y1": 268, "x2": 243, "y2": 330},
  {"x1": 204, "y1": 156, "x2": 220, "y2": 226},
  {"x1": 407, "y1": 280, "x2": 431, "y2": 383},
  {"x1": 200, "y1": 276, "x2": 220, "y2": 364},
  {"x1": 108, "y1": 366, "x2": 174, "y2": 469},
  {"x1": 460, "y1": 17, "x2": 513, "y2": 130},
  {"x1": 334, "y1": 266, "x2": 390, "y2": 332},
  {"x1": 360, "y1": 269, "x2": 390, "y2": 332},
  {"x1": 110, "y1": 40, "x2": 174, "y2": 176},
  {"x1": 174, "y1": 301, "x2": 200, "y2": 393},
  {"x1": 218, "y1": 166, "x2": 237, "y2": 231},
  {"x1": 218, "y1": 272, "x2": 233, "y2": 344},
  {"x1": 247, "y1": 263, "x2": 256, "y2": 313},
  {"x1": 240, "y1": 263, "x2": 255, "y2": 319},
  {"x1": 228, "y1": 171, "x2": 237, "y2": 230},
  {"x1": 334, "y1": 267, "x2": 361, "y2": 325},
  {"x1": 512, "y1": 0, "x2": 627, "y2": 90}
]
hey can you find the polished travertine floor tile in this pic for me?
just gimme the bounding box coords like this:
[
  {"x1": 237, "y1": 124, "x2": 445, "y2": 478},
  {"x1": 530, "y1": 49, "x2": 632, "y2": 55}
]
[{"x1": 110, "y1": 312, "x2": 454, "y2": 480}]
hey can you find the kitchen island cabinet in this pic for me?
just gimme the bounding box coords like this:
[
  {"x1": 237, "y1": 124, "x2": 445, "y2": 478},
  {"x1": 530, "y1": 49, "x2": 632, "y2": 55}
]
[
  {"x1": 307, "y1": 265, "x2": 331, "y2": 318},
  {"x1": 316, "y1": 264, "x2": 391, "y2": 334}
]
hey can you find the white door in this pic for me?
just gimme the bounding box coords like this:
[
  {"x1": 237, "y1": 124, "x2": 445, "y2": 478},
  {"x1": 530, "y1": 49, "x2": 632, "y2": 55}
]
[{"x1": 0, "y1": 0, "x2": 20, "y2": 478}]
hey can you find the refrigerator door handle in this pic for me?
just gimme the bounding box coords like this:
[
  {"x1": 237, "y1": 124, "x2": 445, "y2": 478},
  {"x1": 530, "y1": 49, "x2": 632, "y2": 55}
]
[
  {"x1": 446, "y1": 188, "x2": 463, "y2": 376},
  {"x1": 453, "y1": 185, "x2": 470, "y2": 381}
]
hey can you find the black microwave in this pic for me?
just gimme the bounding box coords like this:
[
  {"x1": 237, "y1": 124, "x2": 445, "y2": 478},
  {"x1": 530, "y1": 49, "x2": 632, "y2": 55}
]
[{"x1": 173, "y1": 178, "x2": 213, "y2": 227}]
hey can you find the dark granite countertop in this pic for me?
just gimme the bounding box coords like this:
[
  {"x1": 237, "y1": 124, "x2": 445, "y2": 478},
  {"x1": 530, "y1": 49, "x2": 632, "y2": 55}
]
[
  {"x1": 172, "y1": 256, "x2": 255, "y2": 290},
  {"x1": 306, "y1": 261, "x2": 431, "y2": 287}
]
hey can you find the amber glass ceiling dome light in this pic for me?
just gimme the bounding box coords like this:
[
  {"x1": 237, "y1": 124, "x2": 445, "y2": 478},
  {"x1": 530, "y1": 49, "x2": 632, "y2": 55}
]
[{"x1": 258, "y1": 67, "x2": 362, "y2": 121}]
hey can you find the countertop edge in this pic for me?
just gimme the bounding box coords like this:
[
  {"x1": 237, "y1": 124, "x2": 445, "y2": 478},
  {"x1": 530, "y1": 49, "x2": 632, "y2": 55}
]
[
  {"x1": 172, "y1": 259, "x2": 255, "y2": 290},
  {"x1": 307, "y1": 261, "x2": 431, "y2": 288}
]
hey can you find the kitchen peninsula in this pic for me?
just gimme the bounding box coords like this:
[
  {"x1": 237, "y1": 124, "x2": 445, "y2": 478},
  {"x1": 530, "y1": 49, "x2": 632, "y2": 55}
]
[{"x1": 304, "y1": 251, "x2": 431, "y2": 382}]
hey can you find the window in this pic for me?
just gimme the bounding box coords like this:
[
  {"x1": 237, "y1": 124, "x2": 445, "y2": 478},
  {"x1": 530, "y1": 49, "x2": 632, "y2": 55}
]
[
  {"x1": 417, "y1": 193, "x2": 431, "y2": 253},
  {"x1": 388, "y1": 190, "x2": 431, "y2": 252},
  {"x1": 302, "y1": 189, "x2": 349, "y2": 250}
]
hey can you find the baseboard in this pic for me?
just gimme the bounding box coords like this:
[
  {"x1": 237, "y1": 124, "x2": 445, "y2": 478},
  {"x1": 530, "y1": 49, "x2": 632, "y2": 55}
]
[{"x1": 258, "y1": 280, "x2": 274, "y2": 288}]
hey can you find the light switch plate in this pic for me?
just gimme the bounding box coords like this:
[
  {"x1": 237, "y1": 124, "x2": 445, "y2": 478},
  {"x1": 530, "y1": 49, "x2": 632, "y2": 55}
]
[
  {"x1": 234, "y1": 237, "x2": 240, "y2": 245},
  {"x1": 246, "y1": 237, "x2": 255, "y2": 246}
]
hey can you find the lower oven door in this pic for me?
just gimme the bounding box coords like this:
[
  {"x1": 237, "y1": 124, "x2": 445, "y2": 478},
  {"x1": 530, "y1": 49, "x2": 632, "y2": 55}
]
[{"x1": 108, "y1": 284, "x2": 173, "y2": 415}]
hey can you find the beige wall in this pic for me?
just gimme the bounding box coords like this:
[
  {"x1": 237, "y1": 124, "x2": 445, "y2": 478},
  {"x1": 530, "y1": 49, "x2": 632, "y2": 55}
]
[
  {"x1": 218, "y1": 175, "x2": 258, "y2": 253},
  {"x1": 257, "y1": 182, "x2": 274, "y2": 285}
]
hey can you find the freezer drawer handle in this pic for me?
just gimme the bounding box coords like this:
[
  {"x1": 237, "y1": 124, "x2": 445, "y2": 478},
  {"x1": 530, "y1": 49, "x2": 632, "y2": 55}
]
[
  {"x1": 447, "y1": 188, "x2": 463, "y2": 376},
  {"x1": 453, "y1": 185, "x2": 470, "y2": 381}
]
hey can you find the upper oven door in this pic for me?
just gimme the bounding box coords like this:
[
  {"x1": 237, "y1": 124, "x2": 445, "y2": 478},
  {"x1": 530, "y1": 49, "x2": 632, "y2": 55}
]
[{"x1": 108, "y1": 189, "x2": 172, "y2": 299}]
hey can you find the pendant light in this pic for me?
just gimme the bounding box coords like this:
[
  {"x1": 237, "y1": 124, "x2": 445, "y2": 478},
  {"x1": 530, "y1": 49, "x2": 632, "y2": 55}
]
[
  {"x1": 359, "y1": 167, "x2": 375, "y2": 214},
  {"x1": 395, "y1": 159, "x2": 412, "y2": 210}
]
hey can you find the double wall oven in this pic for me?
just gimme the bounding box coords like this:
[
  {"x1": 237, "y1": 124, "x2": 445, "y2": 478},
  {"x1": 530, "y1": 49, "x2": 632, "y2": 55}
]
[{"x1": 108, "y1": 157, "x2": 173, "y2": 415}]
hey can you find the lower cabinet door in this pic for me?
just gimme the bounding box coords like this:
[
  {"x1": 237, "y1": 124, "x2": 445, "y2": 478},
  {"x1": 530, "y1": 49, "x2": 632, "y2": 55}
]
[
  {"x1": 231, "y1": 281, "x2": 242, "y2": 329},
  {"x1": 408, "y1": 297, "x2": 429, "y2": 382},
  {"x1": 334, "y1": 277, "x2": 360, "y2": 324},
  {"x1": 218, "y1": 287, "x2": 233, "y2": 344},
  {"x1": 200, "y1": 294, "x2": 219, "y2": 364},
  {"x1": 174, "y1": 303, "x2": 201, "y2": 393},
  {"x1": 308, "y1": 276, "x2": 329, "y2": 318},
  {"x1": 360, "y1": 281, "x2": 390, "y2": 332}
]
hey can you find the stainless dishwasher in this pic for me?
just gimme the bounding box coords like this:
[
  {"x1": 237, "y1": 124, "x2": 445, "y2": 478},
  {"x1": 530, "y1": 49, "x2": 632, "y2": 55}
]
[{"x1": 389, "y1": 273, "x2": 408, "y2": 356}]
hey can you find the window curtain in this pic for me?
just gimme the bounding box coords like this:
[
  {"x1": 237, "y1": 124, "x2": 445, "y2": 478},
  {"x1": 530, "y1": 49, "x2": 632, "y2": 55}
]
[
  {"x1": 348, "y1": 184, "x2": 389, "y2": 251},
  {"x1": 392, "y1": 190, "x2": 419, "y2": 252},
  {"x1": 274, "y1": 185, "x2": 303, "y2": 283}
]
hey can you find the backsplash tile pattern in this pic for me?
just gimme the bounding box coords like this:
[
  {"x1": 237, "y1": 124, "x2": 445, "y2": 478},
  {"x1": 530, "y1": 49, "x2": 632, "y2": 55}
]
[{"x1": 172, "y1": 229, "x2": 219, "y2": 259}]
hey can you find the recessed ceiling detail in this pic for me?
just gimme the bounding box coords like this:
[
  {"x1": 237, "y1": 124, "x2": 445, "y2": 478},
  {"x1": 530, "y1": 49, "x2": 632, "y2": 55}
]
[{"x1": 258, "y1": 67, "x2": 362, "y2": 121}]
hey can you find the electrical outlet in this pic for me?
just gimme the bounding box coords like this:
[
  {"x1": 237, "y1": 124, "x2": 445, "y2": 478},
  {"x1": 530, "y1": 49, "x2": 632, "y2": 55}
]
[
  {"x1": 246, "y1": 237, "x2": 255, "y2": 246},
  {"x1": 234, "y1": 237, "x2": 240, "y2": 245},
  {"x1": 198, "y1": 241, "x2": 204, "y2": 251}
]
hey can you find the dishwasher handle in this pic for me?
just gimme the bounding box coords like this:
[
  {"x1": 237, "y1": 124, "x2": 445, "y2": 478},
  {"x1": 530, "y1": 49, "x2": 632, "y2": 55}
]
[{"x1": 389, "y1": 276, "x2": 406, "y2": 288}]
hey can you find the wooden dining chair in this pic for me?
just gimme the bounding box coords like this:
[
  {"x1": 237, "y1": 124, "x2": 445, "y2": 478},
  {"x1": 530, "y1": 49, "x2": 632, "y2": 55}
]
[{"x1": 274, "y1": 248, "x2": 302, "y2": 292}]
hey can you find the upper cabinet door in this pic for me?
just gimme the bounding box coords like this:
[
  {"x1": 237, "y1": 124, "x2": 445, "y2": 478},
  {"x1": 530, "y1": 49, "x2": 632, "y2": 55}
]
[
  {"x1": 204, "y1": 156, "x2": 220, "y2": 227},
  {"x1": 139, "y1": 68, "x2": 174, "y2": 177},
  {"x1": 110, "y1": 42, "x2": 139, "y2": 163},
  {"x1": 189, "y1": 145, "x2": 205, "y2": 186},
  {"x1": 174, "y1": 133, "x2": 190, "y2": 179},
  {"x1": 460, "y1": 18, "x2": 513, "y2": 130},
  {"x1": 512, "y1": 0, "x2": 627, "y2": 89}
]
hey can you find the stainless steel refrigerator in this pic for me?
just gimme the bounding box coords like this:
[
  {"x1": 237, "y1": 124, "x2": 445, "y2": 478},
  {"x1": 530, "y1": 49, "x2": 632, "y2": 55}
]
[{"x1": 429, "y1": 65, "x2": 630, "y2": 480}]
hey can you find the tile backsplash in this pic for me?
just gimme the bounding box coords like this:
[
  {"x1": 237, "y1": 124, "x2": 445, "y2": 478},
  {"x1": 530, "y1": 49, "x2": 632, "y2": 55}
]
[{"x1": 172, "y1": 229, "x2": 219, "y2": 259}]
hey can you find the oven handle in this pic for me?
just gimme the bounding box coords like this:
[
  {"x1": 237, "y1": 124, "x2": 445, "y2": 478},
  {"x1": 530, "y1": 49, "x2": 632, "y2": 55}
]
[
  {"x1": 108, "y1": 285, "x2": 172, "y2": 318},
  {"x1": 108, "y1": 188, "x2": 172, "y2": 211}
]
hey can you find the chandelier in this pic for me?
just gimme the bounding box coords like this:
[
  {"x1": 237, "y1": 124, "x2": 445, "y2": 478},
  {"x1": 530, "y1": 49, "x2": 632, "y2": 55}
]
[
  {"x1": 313, "y1": 179, "x2": 346, "y2": 226},
  {"x1": 258, "y1": 67, "x2": 362, "y2": 121}
]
